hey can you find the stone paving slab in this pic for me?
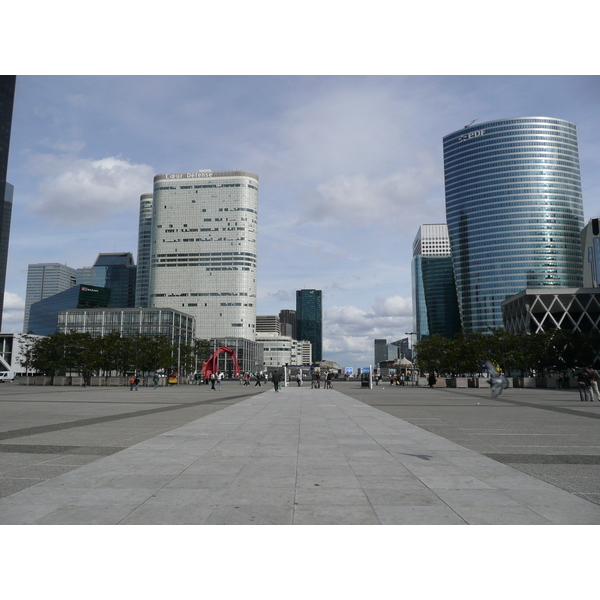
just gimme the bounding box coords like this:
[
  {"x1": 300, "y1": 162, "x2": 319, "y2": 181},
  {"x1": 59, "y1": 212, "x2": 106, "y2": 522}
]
[{"x1": 1, "y1": 386, "x2": 600, "y2": 524}]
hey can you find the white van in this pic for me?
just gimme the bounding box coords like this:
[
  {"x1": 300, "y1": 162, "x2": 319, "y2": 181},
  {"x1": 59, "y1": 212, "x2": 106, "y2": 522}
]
[{"x1": 0, "y1": 371, "x2": 15, "y2": 382}]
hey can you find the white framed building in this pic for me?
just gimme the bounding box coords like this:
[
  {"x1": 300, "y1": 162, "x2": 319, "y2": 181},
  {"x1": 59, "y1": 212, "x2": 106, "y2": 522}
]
[
  {"x1": 257, "y1": 332, "x2": 306, "y2": 369},
  {"x1": 148, "y1": 169, "x2": 258, "y2": 341}
]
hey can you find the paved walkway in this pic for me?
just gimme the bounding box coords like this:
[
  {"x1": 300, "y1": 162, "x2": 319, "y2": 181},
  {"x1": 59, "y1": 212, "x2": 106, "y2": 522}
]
[{"x1": 1, "y1": 385, "x2": 599, "y2": 524}]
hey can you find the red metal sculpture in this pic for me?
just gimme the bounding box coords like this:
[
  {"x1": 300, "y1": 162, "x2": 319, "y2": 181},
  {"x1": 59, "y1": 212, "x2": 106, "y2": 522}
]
[{"x1": 202, "y1": 346, "x2": 240, "y2": 379}]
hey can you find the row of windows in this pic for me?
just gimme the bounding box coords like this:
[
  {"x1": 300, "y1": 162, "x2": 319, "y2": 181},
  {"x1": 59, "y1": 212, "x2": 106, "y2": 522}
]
[
  {"x1": 445, "y1": 131, "x2": 579, "y2": 154},
  {"x1": 154, "y1": 265, "x2": 253, "y2": 271},
  {"x1": 446, "y1": 173, "x2": 582, "y2": 194},
  {"x1": 157, "y1": 183, "x2": 253, "y2": 191},
  {"x1": 444, "y1": 127, "x2": 577, "y2": 155},
  {"x1": 444, "y1": 145, "x2": 580, "y2": 172},
  {"x1": 152, "y1": 292, "x2": 251, "y2": 297},
  {"x1": 446, "y1": 180, "x2": 582, "y2": 199},
  {"x1": 155, "y1": 251, "x2": 256, "y2": 258},
  {"x1": 444, "y1": 160, "x2": 581, "y2": 184},
  {"x1": 447, "y1": 191, "x2": 583, "y2": 208}
]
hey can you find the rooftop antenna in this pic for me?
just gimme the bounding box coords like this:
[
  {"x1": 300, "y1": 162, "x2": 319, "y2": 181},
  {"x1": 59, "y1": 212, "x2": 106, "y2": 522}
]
[{"x1": 464, "y1": 119, "x2": 477, "y2": 129}]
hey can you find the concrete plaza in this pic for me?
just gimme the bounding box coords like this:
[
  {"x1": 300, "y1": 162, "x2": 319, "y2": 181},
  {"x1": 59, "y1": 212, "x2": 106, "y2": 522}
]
[{"x1": 0, "y1": 380, "x2": 599, "y2": 524}]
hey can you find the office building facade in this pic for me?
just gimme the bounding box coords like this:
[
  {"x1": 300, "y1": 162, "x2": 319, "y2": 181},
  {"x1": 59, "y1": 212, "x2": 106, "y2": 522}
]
[
  {"x1": 23, "y1": 263, "x2": 77, "y2": 333},
  {"x1": 0, "y1": 76, "x2": 16, "y2": 331},
  {"x1": 296, "y1": 289, "x2": 322, "y2": 363},
  {"x1": 502, "y1": 288, "x2": 600, "y2": 334},
  {"x1": 135, "y1": 193, "x2": 153, "y2": 307},
  {"x1": 412, "y1": 224, "x2": 461, "y2": 339},
  {"x1": 257, "y1": 332, "x2": 304, "y2": 370},
  {"x1": 444, "y1": 117, "x2": 585, "y2": 333},
  {"x1": 57, "y1": 307, "x2": 195, "y2": 345},
  {"x1": 581, "y1": 218, "x2": 600, "y2": 288},
  {"x1": 86, "y1": 252, "x2": 137, "y2": 308},
  {"x1": 29, "y1": 284, "x2": 111, "y2": 336},
  {"x1": 256, "y1": 315, "x2": 280, "y2": 334},
  {"x1": 0, "y1": 182, "x2": 13, "y2": 329},
  {"x1": 148, "y1": 169, "x2": 258, "y2": 341},
  {"x1": 279, "y1": 309, "x2": 296, "y2": 339}
]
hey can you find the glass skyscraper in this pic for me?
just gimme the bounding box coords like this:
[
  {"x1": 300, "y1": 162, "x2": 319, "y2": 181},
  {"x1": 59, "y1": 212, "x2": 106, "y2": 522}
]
[
  {"x1": 412, "y1": 224, "x2": 461, "y2": 339},
  {"x1": 23, "y1": 263, "x2": 77, "y2": 333},
  {"x1": 0, "y1": 76, "x2": 16, "y2": 332},
  {"x1": 135, "y1": 193, "x2": 153, "y2": 307},
  {"x1": 443, "y1": 117, "x2": 584, "y2": 333},
  {"x1": 296, "y1": 289, "x2": 322, "y2": 363}
]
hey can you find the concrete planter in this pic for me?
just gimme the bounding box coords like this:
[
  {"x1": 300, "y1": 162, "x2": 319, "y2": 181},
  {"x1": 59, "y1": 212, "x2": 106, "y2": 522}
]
[
  {"x1": 446, "y1": 377, "x2": 468, "y2": 388},
  {"x1": 513, "y1": 377, "x2": 536, "y2": 388}
]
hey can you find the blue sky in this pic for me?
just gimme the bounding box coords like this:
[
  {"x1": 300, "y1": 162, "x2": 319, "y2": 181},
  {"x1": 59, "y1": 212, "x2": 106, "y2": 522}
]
[{"x1": 4, "y1": 75, "x2": 599, "y2": 369}]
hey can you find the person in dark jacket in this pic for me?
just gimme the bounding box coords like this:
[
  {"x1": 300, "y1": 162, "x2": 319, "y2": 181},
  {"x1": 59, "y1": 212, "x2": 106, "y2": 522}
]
[
  {"x1": 272, "y1": 371, "x2": 281, "y2": 392},
  {"x1": 428, "y1": 372, "x2": 437, "y2": 388}
]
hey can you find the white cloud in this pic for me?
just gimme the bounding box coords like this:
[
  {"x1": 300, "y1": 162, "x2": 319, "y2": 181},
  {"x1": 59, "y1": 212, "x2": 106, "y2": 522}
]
[
  {"x1": 4, "y1": 292, "x2": 25, "y2": 310},
  {"x1": 28, "y1": 155, "x2": 154, "y2": 225},
  {"x1": 323, "y1": 295, "x2": 413, "y2": 362},
  {"x1": 299, "y1": 168, "x2": 438, "y2": 227},
  {"x1": 2, "y1": 292, "x2": 25, "y2": 332}
]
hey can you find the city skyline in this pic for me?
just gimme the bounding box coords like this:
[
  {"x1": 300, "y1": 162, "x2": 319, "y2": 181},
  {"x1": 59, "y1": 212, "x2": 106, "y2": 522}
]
[{"x1": 3, "y1": 76, "x2": 600, "y2": 369}]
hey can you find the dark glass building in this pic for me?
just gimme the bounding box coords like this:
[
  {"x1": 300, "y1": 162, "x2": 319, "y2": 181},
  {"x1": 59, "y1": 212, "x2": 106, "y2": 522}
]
[
  {"x1": 29, "y1": 284, "x2": 111, "y2": 335},
  {"x1": 0, "y1": 76, "x2": 16, "y2": 331},
  {"x1": 412, "y1": 224, "x2": 461, "y2": 340},
  {"x1": 296, "y1": 289, "x2": 322, "y2": 362},
  {"x1": 78, "y1": 253, "x2": 137, "y2": 308},
  {"x1": 444, "y1": 117, "x2": 584, "y2": 333}
]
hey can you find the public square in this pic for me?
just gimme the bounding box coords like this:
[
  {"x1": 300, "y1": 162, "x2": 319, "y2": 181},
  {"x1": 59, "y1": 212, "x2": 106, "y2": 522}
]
[{"x1": 0, "y1": 378, "x2": 599, "y2": 524}]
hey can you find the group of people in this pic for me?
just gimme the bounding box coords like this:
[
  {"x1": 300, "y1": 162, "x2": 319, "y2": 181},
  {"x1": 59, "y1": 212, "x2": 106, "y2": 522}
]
[
  {"x1": 239, "y1": 372, "x2": 268, "y2": 387},
  {"x1": 387, "y1": 374, "x2": 410, "y2": 386},
  {"x1": 574, "y1": 366, "x2": 600, "y2": 402},
  {"x1": 310, "y1": 372, "x2": 334, "y2": 389}
]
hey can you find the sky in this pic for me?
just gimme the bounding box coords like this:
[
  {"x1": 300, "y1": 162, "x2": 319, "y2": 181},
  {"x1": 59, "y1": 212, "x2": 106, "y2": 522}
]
[
  {"x1": 2, "y1": 5, "x2": 598, "y2": 584},
  {"x1": 3, "y1": 75, "x2": 600, "y2": 369}
]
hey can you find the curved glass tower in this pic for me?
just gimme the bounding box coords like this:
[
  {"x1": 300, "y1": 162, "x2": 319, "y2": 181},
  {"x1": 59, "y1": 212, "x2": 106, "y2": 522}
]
[{"x1": 444, "y1": 117, "x2": 584, "y2": 333}]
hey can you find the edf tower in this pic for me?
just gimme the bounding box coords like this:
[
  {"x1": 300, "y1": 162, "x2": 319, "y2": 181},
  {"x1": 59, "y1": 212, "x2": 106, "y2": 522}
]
[{"x1": 443, "y1": 117, "x2": 584, "y2": 333}]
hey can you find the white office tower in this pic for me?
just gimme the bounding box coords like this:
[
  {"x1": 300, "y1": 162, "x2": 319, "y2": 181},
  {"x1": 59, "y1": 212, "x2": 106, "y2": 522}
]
[
  {"x1": 23, "y1": 263, "x2": 77, "y2": 333},
  {"x1": 148, "y1": 169, "x2": 258, "y2": 340}
]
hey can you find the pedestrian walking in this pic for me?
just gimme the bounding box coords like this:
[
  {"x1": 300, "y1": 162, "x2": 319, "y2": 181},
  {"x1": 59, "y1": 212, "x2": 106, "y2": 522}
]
[
  {"x1": 210, "y1": 372, "x2": 216, "y2": 390},
  {"x1": 326, "y1": 372, "x2": 334, "y2": 389},
  {"x1": 296, "y1": 373, "x2": 302, "y2": 386},
  {"x1": 428, "y1": 372, "x2": 437, "y2": 388},
  {"x1": 129, "y1": 375, "x2": 135, "y2": 391},
  {"x1": 254, "y1": 372, "x2": 262, "y2": 387},
  {"x1": 134, "y1": 376, "x2": 140, "y2": 391},
  {"x1": 588, "y1": 367, "x2": 600, "y2": 402},
  {"x1": 216, "y1": 371, "x2": 222, "y2": 390},
  {"x1": 272, "y1": 370, "x2": 281, "y2": 392},
  {"x1": 316, "y1": 372, "x2": 321, "y2": 389},
  {"x1": 574, "y1": 367, "x2": 592, "y2": 401},
  {"x1": 153, "y1": 374, "x2": 159, "y2": 389}
]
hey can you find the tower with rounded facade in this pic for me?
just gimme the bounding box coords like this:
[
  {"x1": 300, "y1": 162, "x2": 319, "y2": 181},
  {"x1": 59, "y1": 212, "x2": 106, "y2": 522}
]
[
  {"x1": 443, "y1": 117, "x2": 584, "y2": 333},
  {"x1": 148, "y1": 169, "x2": 258, "y2": 341}
]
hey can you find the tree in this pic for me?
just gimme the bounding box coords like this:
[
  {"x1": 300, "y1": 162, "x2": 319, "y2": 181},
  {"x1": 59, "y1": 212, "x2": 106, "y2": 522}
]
[{"x1": 414, "y1": 334, "x2": 452, "y2": 374}]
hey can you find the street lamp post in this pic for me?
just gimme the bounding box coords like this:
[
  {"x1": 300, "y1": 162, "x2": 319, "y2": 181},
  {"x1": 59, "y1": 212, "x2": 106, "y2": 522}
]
[{"x1": 405, "y1": 332, "x2": 417, "y2": 387}]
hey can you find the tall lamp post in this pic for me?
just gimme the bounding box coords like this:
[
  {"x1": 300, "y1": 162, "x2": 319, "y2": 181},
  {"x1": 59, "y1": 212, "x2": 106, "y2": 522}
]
[{"x1": 405, "y1": 332, "x2": 417, "y2": 387}]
